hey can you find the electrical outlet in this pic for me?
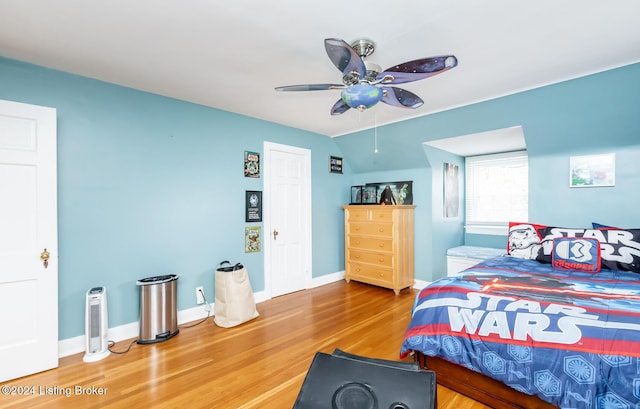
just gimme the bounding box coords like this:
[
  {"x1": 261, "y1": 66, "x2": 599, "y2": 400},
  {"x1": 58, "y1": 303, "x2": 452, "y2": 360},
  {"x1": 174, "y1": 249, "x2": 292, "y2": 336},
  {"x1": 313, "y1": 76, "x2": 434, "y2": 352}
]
[{"x1": 196, "y1": 286, "x2": 205, "y2": 305}]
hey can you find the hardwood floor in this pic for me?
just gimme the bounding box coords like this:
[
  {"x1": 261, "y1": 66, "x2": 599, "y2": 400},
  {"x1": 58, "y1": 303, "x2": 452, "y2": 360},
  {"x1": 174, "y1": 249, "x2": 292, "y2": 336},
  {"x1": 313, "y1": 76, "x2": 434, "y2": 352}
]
[{"x1": 0, "y1": 280, "x2": 489, "y2": 409}]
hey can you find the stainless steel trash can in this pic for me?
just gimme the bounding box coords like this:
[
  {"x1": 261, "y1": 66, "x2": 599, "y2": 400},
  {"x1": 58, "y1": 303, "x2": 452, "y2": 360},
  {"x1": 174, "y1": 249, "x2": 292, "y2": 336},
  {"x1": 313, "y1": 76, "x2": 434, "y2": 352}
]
[{"x1": 136, "y1": 274, "x2": 179, "y2": 344}]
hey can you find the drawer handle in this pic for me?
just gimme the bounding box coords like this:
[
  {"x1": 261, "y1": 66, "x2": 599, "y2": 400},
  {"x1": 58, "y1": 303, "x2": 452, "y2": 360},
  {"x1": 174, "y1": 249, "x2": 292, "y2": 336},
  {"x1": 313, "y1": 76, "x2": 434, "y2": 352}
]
[
  {"x1": 379, "y1": 243, "x2": 384, "y2": 248},
  {"x1": 379, "y1": 273, "x2": 384, "y2": 277},
  {"x1": 355, "y1": 241, "x2": 361, "y2": 245},
  {"x1": 354, "y1": 255, "x2": 360, "y2": 259},
  {"x1": 378, "y1": 258, "x2": 384, "y2": 262},
  {"x1": 379, "y1": 228, "x2": 385, "y2": 232},
  {"x1": 355, "y1": 226, "x2": 360, "y2": 231}
]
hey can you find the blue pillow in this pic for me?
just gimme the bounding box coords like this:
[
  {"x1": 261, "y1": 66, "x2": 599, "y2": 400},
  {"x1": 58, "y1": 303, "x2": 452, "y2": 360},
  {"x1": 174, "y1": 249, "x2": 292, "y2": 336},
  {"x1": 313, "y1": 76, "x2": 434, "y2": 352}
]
[
  {"x1": 552, "y1": 237, "x2": 601, "y2": 273},
  {"x1": 592, "y1": 222, "x2": 615, "y2": 229}
]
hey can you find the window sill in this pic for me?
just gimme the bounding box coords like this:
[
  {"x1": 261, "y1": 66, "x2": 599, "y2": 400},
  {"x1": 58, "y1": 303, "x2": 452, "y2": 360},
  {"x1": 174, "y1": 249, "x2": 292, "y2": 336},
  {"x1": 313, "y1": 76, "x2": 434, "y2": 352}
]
[{"x1": 464, "y1": 224, "x2": 508, "y2": 236}]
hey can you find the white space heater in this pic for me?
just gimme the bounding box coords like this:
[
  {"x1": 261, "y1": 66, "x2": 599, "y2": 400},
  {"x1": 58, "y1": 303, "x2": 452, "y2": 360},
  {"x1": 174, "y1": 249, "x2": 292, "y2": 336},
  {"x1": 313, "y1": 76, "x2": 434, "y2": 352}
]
[{"x1": 82, "y1": 286, "x2": 110, "y2": 362}]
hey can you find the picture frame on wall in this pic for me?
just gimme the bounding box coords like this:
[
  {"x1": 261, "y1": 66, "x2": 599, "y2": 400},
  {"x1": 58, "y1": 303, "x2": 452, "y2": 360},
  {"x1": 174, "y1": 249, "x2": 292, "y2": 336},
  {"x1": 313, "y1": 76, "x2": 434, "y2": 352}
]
[
  {"x1": 244, "y1": 151, "x2": 260, "y2": 178},
  {"x1": 329, "y1": 156, "x2": 343, "y2": 174},
  {"x1": 245, "y1": 190, "x2": 262, "y2": 222},
  {"x1": 569, "y1": 153, "x2": 615, "y2": 187},
  {"x1": 444, "y1": 163, "x2": 460, "y2": 217},
  {"x1": 245, "y1": 226, "x2": 261, "y2": 253}
]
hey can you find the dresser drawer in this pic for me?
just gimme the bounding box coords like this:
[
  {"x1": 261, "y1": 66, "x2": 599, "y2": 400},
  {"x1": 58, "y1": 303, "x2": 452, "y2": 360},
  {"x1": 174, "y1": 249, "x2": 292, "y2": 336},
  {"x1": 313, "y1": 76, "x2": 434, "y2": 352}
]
[
  {"x1": 347, "y1": 208, "x2": 369, "y2": 221},
  {"x1": 347, "y1": 249, "x2": 393, "y2": 268},
  {"x1": 349, "y1": 222, "x2": 393, "y2": 237},
  {"x1": 370, "y1": 209, "x2": 393, "y2": 222},
  {"x1": 347, "y1": 262, "x2": 393, "y2": 284},
  {"x1": 347, "y1": 236, "x2": 393, "y2": 252},
  {"x1": 346, "y1": 207, "x2": 394, "y2": 222}
]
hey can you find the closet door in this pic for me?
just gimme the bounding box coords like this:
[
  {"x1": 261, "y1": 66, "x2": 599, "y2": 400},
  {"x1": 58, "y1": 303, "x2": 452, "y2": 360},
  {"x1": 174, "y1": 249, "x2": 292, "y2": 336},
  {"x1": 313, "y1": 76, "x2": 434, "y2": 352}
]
[
  {"x1": 263, "y1": 141, "x2": 311, "y2": 298},
  {"x1": 0, "y1": 99, "x2": 58, "y2": 382}
]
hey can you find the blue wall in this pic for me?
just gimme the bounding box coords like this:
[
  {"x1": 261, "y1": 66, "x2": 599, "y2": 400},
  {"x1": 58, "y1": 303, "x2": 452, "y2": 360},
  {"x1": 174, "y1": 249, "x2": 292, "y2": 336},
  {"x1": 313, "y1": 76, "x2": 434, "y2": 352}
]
[
  {"x1": 2, "y1": 55, "x2": 640, "y2": 340},
  {"x1": 0, "y1": 57, "x2": 351, "y2": 340},
  {"x1": 337, "y1": 63, "x2": 640, "y2": 280}
]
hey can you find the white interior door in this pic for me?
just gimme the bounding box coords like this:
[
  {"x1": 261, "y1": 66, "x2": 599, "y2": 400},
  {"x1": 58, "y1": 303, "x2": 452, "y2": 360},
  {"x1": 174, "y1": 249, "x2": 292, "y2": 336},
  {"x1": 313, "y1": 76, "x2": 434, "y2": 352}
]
[
  {"x1": 0, "y1": 99, "x2": 58, "y2": 382},
  {"x1": 263, "y1": 141, "x2": 311, "y2": 298}
]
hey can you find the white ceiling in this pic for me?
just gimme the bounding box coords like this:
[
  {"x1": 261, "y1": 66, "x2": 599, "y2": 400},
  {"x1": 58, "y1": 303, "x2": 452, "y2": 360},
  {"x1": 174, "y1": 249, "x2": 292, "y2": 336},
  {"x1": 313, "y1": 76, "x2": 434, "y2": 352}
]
[{"x1": 1, "y1": 1, "x2": 639, "y2": 138}]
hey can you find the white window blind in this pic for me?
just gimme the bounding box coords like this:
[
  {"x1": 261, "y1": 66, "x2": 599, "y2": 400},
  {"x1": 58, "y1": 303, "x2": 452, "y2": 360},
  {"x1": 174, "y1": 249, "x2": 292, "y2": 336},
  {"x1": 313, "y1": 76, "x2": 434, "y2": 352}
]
[{"x1": 465, "y1": 151, "x2": 528, "y2": 234}]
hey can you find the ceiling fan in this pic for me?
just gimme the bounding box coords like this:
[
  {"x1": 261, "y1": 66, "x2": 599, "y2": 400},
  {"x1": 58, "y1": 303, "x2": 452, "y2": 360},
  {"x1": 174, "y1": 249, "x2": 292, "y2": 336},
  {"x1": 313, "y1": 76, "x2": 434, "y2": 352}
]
[{"x1": 275, "y1": 38, "x2": 458, "y2": 116}]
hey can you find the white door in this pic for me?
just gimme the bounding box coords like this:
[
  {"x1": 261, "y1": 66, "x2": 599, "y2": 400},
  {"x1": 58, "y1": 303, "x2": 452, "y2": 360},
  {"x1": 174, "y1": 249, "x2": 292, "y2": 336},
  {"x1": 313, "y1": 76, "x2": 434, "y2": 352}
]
[
  {"x1": 263, "y1": 142, "x2": 311, "y2": 298},
  {"x1": 0, "y1": 99, "x2": 58, "y2": 382}
]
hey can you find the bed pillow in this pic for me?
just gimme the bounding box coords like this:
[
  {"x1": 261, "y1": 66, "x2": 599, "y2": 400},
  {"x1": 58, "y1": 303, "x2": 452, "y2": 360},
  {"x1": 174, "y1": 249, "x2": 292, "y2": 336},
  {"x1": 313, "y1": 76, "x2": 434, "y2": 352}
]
[
  {"x1": 551, "y1": 237, "x2": 601, "y2": 273},
  {"x1": 592, "y1": 222, "x2": 617, "y2": 229},
  {"x1": 507, "y1": 221, "x2": 546, "y2": 260},
  {"x1": 536, "y1": 226, "x2": 640, "y2": 273}
]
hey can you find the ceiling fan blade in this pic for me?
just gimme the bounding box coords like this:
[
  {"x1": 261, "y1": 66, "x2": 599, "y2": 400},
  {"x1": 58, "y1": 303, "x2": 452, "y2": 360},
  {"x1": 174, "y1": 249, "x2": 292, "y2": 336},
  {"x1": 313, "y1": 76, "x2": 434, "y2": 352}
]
[
  {"x1": 381, "y1": 87, "x2": 424, "y2": 109},
  {"x1": 324, "y1": 38, "x2": 366, "y2": 80},
  {"x1": 275, "y1": 84, "x2": 344, "y2": 92},
  {"x1": 377, "y1": 55, "x2": 458, "y2": 84},
  {"x1": 330, "y1": 99, "x2": 351, "y2": 116}
]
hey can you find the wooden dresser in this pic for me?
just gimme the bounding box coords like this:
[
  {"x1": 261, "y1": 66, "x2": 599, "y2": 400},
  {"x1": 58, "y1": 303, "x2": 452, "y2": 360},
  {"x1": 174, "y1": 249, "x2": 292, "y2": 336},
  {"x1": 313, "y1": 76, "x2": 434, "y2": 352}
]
[{"x1": 342, "y1": 205, "x2": 415, "y2": 294}]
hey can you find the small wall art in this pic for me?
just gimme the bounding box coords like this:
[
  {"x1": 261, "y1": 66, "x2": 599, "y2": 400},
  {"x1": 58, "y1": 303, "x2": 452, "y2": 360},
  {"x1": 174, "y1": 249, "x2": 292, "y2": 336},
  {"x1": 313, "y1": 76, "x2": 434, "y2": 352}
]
[
  {"x1": 569, "y1": 153, "x2": 615, "y2": 187},
  {"x1": 244, "y1": 151, "x2": 260, "y2": 178},
  {"x1": 444, "y1": 163, "x2": 459, "y2": 217},
  {"x1": 245, "y1": 226, "x2": 261, "y2": 253},
  {"x1": 329, "y1": 156, "x2": 343, "y2": 174},
  {"x1": 245, "y1": 191, "x2": 262, "y2": 222}
]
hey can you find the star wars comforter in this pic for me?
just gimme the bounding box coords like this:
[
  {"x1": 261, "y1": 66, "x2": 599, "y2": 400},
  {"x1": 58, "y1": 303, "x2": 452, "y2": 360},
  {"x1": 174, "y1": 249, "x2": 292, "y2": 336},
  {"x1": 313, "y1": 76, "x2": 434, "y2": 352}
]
[{"x1": 401, "y1": 256, "x2": 640, "y2": 408}]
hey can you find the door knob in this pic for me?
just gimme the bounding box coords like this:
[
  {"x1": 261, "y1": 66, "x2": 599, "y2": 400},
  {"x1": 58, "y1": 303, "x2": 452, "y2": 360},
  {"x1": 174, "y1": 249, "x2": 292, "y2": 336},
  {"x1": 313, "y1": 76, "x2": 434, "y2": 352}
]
[
  {"x1": 273, "y1": 229, "x2": 279, "y2": 240},
  {"x1": 40, "y1": 248, "x2": 50, "y2": 268}
]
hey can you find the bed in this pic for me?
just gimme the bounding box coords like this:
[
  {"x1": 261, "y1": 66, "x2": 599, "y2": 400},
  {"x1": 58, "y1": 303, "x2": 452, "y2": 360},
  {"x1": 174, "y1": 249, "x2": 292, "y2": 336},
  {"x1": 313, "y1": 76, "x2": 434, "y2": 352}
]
[{"x1": 401, "y1": 246, "x2": 640, "y2": 408}]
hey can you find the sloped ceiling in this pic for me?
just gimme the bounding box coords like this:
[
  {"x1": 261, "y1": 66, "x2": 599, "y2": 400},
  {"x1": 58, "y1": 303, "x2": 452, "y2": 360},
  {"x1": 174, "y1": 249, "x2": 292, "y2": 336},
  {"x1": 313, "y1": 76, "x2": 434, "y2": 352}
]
[
  {"x1": 424, "y1": 126, "x2": 525, "y2": 157},
  {"x1": 1, "y1": 0, "x2": 639, "y2": 137}
]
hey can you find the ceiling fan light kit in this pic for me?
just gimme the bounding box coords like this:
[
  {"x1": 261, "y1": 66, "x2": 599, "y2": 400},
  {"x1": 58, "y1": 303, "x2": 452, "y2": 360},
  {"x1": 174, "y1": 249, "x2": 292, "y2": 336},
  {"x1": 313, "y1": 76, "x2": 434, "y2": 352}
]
[{"x1": 275, "y1": 37, "x2": 458, "y2": 115}]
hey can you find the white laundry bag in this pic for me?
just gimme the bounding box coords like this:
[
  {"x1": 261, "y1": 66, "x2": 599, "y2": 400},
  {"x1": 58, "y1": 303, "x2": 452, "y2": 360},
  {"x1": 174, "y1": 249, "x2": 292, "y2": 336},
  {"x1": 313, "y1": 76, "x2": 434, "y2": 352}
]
[{"x1": 214, "y1": 261, "x2": 259, "y2": 328}]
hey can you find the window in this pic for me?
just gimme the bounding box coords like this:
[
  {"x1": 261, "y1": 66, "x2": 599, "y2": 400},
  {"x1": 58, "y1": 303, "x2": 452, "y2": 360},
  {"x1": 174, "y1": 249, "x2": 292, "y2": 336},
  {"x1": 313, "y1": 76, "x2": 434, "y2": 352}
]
[{"x1": 465, "y1": 151, "x2": 528, "y2": 235}]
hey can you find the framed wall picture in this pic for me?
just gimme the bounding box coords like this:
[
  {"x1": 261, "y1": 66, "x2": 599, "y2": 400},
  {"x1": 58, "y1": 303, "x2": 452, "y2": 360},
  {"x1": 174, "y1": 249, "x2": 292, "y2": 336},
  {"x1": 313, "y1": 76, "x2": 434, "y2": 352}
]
[
  {"x1": 569, "y1": 153, "x2": 615, "y2": 187},
  {"x1": 245, "y1": 190, "x2": 262, "y2": 222},
  {"x1": 444, "y1": 163, "x2": 460, "y2": 217},
  {"x1": 245, "y1": 226, "x2": 261, "y2": 253},
  {"x1": 329, "y1": 155, "x2": 343, "y2": 174},
  {"x1": 244, "y1": 151, "x2": 260, "y2": 178}
]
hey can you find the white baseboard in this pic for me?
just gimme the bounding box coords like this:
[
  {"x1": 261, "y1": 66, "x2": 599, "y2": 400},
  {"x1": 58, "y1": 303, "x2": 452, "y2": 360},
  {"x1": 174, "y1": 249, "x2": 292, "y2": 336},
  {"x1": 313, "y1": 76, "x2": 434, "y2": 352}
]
[
  {"x1": 413, "y1": 279, "x2": 430, "y2": 290},
  {"x1": 309, "y1": 270, "x2": 344, "y2": 288},
  {"x1": 59, "y1": 335, "x2": 89, "y2": 358},
  {"x1": 58, "y1": 305, "x2": 214, "y2": 358},
  {"x1": 59, "y1": 271, "x2": 346, "y2": 358}
]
